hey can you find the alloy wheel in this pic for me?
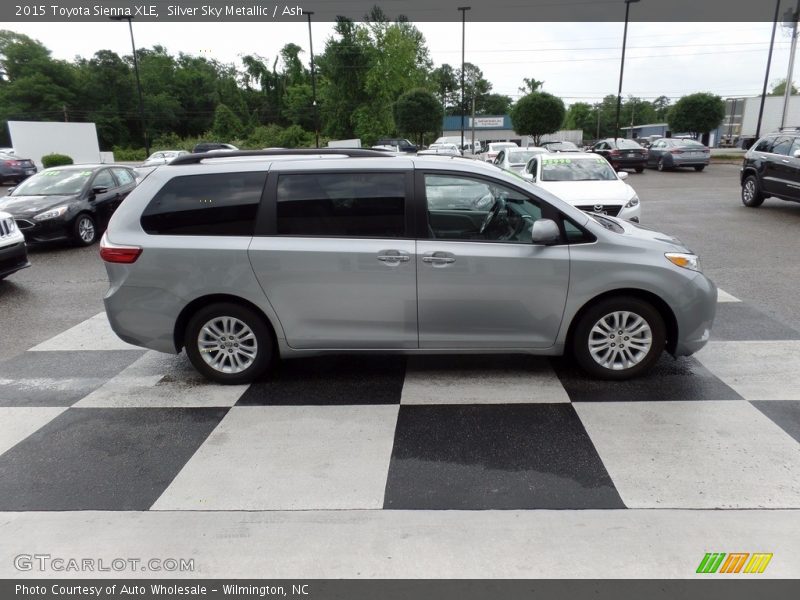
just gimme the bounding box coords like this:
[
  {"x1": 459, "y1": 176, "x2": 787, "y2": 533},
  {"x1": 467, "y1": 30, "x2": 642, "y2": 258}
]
[
  {"x1": 197, "y1": 316, "x2": 259, "y2": 374},
  {"x1": 588, "y1": 311, "x2": 653, "y2": 371}
]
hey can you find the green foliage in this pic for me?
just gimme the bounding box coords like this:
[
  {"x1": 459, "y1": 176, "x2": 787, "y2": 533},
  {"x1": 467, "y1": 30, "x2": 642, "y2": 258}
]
[
  {"x1": 668, "y1": 92, "x2": 725, "y2": 137},
  {"x1": 111, "y1": 146, "x2": 147, "y2": 161},
  {"x1": 41, "y1": 153, "x2": 73, "y2": 168},
  {"x1": 769, "y1": 78, "x2": 798, "y2": 96},
  {"x1": 211, "y1": 103, "x2": 243, "y2": 140},
  {"x1": 394, "y1": 89, "x2": 442, "y2": 146},
  {"x1": 510, "y1": 92, "x2": 566, "y2": 145},
  {"x1": 518, "y1": 77, "x2": 544, "y2": 94}
]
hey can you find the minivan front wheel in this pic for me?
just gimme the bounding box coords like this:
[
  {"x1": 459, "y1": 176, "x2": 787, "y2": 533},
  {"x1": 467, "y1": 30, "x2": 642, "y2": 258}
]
[
  {"x1": 184, "y1": 302, "x2": 273, "y2": 384},
  {"x1": 572, "y1": 297, "x2": 666, "y2": 380}
]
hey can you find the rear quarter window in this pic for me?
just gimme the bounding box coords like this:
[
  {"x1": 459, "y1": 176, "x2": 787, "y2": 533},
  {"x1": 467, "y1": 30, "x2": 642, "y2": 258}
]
[{"x1": 141, "y1": 172, "x2": 266, "y2": 235}]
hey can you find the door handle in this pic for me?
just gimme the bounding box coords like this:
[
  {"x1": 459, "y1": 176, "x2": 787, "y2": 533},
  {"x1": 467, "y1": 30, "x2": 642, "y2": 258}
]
[
  {"x1": 782, "y1": 159, "x2": 790, "y2": 163},
  {"x1": 422, "y1": 256, "x2": 455, "y2": 264},
  {"x1": 376, "y1": 250, "x2": 410, "y2": 264}
]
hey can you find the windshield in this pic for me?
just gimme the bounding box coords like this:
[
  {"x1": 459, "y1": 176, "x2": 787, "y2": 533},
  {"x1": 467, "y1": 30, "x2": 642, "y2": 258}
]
[
  {"x1": 545, "y1": 141, "x2": 578, "y2": 150},
  {"x1": 491, "y1": 143, "x2": 516, "y2": 151},
  {"x1": 11, "y1": 169, "x2": 92, "y2": 196},
  {"x1": 679, "y1": 140, "x2": 705, "y2": 148},
  {"x1": 507, "y1": 150, "x2": 541, "y2": 165},
  {"x1": 616, "y1": 140, "x2": 642, "y2": 149},
  {"x1": 540, "y1": 157, "x2": 618, "y2": 182}
]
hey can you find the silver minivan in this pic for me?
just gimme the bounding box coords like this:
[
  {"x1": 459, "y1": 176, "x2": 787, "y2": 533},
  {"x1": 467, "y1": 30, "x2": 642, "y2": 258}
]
[{"x1": 100, "y1": 149, "x2": 716, "y2": 384}]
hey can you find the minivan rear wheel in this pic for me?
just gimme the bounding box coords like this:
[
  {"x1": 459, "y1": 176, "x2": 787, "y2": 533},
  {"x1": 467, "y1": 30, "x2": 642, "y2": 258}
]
[
  {"x1": 572, "y1": 296, "x2": 666, "y2": 380},
  {"x1": 184, "y1": 302, "x2": 273, "y2": 384}
]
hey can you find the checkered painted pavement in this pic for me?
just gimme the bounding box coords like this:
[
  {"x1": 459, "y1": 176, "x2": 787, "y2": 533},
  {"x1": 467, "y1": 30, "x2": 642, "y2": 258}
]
[{"x1": 1, "y1": 289, "x2": 798, "y2": 514}]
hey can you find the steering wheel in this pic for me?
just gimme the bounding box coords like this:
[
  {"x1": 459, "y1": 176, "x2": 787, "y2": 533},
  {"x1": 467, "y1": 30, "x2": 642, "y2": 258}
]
[{"x1": 479, "y1": 197, "x2": 506, "y2": 235}]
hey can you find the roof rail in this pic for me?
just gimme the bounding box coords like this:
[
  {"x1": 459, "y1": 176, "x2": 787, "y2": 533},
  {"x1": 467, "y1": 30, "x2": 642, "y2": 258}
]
[
  {"x1": 169, "y1": 148, "x2": 390, "y2": 165},
  {"x1": 778, "y1": 126, "x2": 800, "y2": 131}
]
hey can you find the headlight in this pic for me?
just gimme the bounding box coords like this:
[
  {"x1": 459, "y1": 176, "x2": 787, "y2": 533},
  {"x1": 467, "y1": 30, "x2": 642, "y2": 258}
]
[
  {"x1": 624, "y1": 194, "x2": 640, "y2": 208},
  {"x1": 33, "y1": 206, "x2": 68, "y2": 221},
  {"x1": 665, "y1": 252, "x2": 702, "y2": 272}
]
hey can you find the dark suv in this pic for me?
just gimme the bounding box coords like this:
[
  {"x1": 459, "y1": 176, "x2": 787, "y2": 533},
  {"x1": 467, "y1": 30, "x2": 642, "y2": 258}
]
[
  {"x1": 741, "y1": 130, "x2": 800, "y2": 207},
  {"x1": 375, "y1": 138, "x2": 418, "y2": 153}
]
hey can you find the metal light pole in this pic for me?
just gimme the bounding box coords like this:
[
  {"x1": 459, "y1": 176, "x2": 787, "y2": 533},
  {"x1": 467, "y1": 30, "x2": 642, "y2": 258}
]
[
  {"x1": 756, "y1": 0, "x2": 781, "y2": 140},
  {"x1": 458, "y1": 6, "x2": 470, "y2": 152},
  {"x1": 307, "y1": 11, "x2": 319, "y2": 148},
  {"x1": 614, "y1": 0, "x2": 640, "y2": 142},
  {"x1": 781, "y1": 0, "x2": 800, "y2": 129},
  {"x1": 111, "y1": 15, "x2": 149, "y2": 156}
]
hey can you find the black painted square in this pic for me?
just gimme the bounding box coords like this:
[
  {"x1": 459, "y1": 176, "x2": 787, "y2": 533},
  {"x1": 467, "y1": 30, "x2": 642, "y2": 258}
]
[
  {"x1": 552, "y1": 354, "x2": 742, "y2": 402},
  {"x1": 237, "y1": 355, "x2": 406, "y2": 405},
  {"x1": 752, "y1": 401, "x2": 800, "y2": 444},
  {"x1": 384, "y1": 404, "x2": 625, "y2": 509},
  {"x1": 0, "y1": 407, "x2": 227, "y2": 510},
  {"x1": 712, "y1": 303, "x2": 800, "y2": 341},
  {"x1": 0, "y1": 350, "x2": 145, "y2": 407}
]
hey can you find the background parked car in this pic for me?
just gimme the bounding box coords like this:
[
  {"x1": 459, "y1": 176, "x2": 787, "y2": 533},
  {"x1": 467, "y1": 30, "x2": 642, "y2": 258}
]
[
  {"x1": 0, "y1": 164, "x2": 137, "y2": 246},
  {"x1": 481, "y1": 142, "x2": 519, "y2": 163},
  {"x1": 141, "y1": 150, "x2": 190, "y2": 166},
  {"x1": 523, "y1": 152, "x2": 641, "y2": 222},
  {"x1": 0, "y1": 210, "x2": 30, "y2": 280},
  {"x1": 591, "y1": 138, "x2": 648, "y2": 173},
  {"x1": 493, "y1": 147, "x2": 548, "y2": 174},
  {"x1": 417, "y1": 143, "x2": 461, "y2": 156},
  {"x1": 646, "y1": 138, "x2": 710, "y2": 171},
  {"x1": 539, "y1": 140, "x2": 580, "y2": 153},
  {"x1": 740, "y1": 130, "x2": 800, "y2": 208},
  {"x1": 375, "y1": 138, "x2": 418, "y2": 153},
  {"x1": 192, "y1": 142, "x2": 239, "y2": 153},
  {"x1": 0, "y1": 152, "x2": 37, "y2": 184}
]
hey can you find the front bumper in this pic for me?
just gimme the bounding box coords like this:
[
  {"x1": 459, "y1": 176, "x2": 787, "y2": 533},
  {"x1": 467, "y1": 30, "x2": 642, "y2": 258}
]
[
  {"x1": 15, "y1": 217, "x2": 72, "y2": 243},
  {"x1": 0, "y1": 238, "x2": 30, "y2": 278},
  {"x1": 673, "y1": 272, "x2": 717, "y2": 357}
]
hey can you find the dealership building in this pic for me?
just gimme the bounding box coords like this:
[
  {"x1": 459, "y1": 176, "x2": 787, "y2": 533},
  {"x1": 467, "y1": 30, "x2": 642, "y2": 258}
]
[{"x1": 441, "y1": 115, "x2": 582, "y2": 147}]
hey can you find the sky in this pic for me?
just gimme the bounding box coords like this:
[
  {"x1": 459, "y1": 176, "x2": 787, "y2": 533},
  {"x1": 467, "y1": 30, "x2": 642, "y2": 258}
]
[{"x1": 1, "y1": 20, "x2": 797, "y2": 108}]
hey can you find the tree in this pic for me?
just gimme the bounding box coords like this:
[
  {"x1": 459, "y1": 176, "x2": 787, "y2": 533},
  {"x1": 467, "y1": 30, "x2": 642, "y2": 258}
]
[
  {"x1": 667, "y1": 92, "x2": 725, "y2": 138},
  {"x1": 770, "y1": 78, "x2": 798, "y2": 96},
  {"x1": 518, "y1": 77, "x2": 544, "y2": 94},
  {"x1": 452, "y1": 62, "x2": 491, "y2": 115},
  {"x1": 510, "y1": 92, "x2": 565, "y2": 145},
  {"x1": 431, "y1": 64, "x2": 458, "y2": 112},
  {"x1": 211, "y1": 103, "x2": 243, "y2": 140},
  {"x1": 564, "y1": 102, "x2": 595, "y2": 134},
  {"x1": 394, "y1": 88, "x2": 442, "y2": 145},
  {"x1": 476, "y1": 93, "x2": 512, "y2": 115},
  {"x1": 652, "y1": 95, "x2": 671, "y2": 121}
]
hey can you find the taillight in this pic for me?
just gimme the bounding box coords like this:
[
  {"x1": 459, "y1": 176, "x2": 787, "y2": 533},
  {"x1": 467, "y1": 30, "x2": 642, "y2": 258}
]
[
  {"x1": 100, "y1": 234, "x2": 142, "y2": 264},
  {"x1": 610, "y1": 149, "x2": 621, "y2": 157},
  {"x1": 671, "y1": 149, "x2": 683, "y2": 154}
]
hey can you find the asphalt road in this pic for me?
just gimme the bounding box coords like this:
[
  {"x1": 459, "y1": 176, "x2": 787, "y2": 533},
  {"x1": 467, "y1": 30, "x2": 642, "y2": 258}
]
[{"x1": 1, "y1": 163, "x2": 799, "y2": 361}]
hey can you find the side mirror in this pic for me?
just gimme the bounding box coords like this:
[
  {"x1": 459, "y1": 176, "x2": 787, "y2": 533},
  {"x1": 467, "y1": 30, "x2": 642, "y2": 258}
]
[
  {"x1": 617, "y1": 171, "x2": 629, "y2": 180},
  {"x1": 91, "y1": 186, "x2": 108, "y2": 195},
  {"x1": 793, "y1": 149, "x2": 800, "y2": 159},
  {"x1": 530, "y1": 219, "x2": 561, "y2": 246},
  {"x1": 6, "y1": 186, "x2": 15, "y2": 195}
]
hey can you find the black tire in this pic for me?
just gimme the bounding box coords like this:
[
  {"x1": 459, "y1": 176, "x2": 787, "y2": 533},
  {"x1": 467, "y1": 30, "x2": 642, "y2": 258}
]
[
  {"x1": 72, "y1": 213, "x2": 97, "y2": 246},
  {"x1": 635, "y1": 167, "x2": 644, "y2": 173},
  {"x1": 572, "y1": 296, "x2": 666, "y2": 380},
  {"x1": 657, "y1": 157, "x2": 668, "y2": 172},
  {"x1": 184, "y1": 302, "x2": 274, "y2": 384},
  {"x1": 741, "y1": 174, "x2": 765, "y2": 207},
  {"x1": 694, "y1": 165, "x2": 705, "y2": 172}
]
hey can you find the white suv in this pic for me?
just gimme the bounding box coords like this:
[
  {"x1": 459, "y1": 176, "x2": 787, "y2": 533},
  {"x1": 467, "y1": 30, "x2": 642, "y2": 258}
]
[{"x1": 0, "y1": 210, "x2": 30, "y2": 280}]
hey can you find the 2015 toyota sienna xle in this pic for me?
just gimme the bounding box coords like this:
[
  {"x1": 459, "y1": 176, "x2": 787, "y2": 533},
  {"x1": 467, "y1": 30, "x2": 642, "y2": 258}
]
[{"x1": 100, "y1": 149, "x2": 716, "y2": 384}]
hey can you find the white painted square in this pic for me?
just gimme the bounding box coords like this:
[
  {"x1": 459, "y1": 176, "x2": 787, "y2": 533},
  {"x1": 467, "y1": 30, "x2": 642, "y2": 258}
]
[
  {"x1": 575, "y1": 401, "x2": 800, "y2": 508},
  {"x1": 0, "y1": 407, "x2": 67, "y2": 455},
  {"x1": 716, "y1": 288, "x2": 741, "y2": 303},
  {"x1": 28, "y1": 313, "x2": 141, "y2": 352},
  {"x1": 401, "y1": 355, "x2": 569, "y2": 404},
  {"x1": 151, "y1": 405, "x2": 399, "y2": 510},
  {"x1": 74, "y1": 351, "x2": 248, "y2": 408},
  {"x1": 695, "y1": 341, "x2": 800, "y2": 400}
]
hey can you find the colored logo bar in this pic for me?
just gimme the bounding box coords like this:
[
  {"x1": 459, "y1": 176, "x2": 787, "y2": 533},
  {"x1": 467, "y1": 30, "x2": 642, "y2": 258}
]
[{"x1": 696, "y1": 553, "x2": 773, "y2": 574}]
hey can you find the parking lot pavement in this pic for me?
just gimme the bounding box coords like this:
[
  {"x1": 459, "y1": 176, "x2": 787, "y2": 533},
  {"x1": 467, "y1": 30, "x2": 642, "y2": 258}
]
[{"x1": 0, "y1": 286, "x2": 799, "y2": 577}]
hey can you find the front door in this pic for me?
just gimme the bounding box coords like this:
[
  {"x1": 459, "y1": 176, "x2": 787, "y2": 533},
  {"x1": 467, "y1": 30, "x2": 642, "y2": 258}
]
[
  {"x1": 248, "y1": 170, "x2": 418, "y2": 349},
  {"x1": 417, "y1": 172, "x2": 570, "y2": 349}
]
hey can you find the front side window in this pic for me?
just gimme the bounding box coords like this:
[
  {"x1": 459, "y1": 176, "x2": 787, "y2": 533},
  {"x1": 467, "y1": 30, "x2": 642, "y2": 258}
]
[
  {"x1": 92, "y1": 169, "x2": 116, "y2": 189},
  {"x1": 112, "y1": 168, "x2": 134, "y2": 186},
  {"x1": 753, "y1": 136, "x2": 775, "y2": 153},
  {"x1": 425, "y1": 174, "x2": 542, "y2": 243},
  {"x1": 276, "y1": 172, "x2": 406, "y2": 238},
  {"x1": 141, "y1": 172, "x2": 266, "y2": 235}
]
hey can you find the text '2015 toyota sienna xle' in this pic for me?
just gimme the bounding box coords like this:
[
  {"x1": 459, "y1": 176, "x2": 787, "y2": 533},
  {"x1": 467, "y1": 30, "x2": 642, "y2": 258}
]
[{"x1": 100, "y1": 149, "x2": 716, "y2": 384}]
